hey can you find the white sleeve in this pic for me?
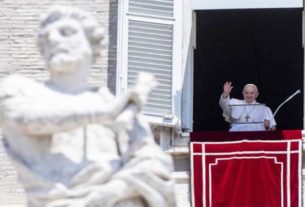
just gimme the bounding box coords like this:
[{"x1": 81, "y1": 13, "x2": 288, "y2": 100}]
[
  {"x1": 219, "y1": 95, "x2": 231, "y2": 122},
  {"x1": 264, "y1": 106, "x2": 277, "y2": 127}
]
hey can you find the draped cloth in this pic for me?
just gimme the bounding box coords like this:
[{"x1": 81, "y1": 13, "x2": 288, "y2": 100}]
[
  {"x1": 191, "y1": 139, "x2": 302, "y2": 207},
  {"x1": 0, "y1": 79, "x2": 176, "y2": 207}
]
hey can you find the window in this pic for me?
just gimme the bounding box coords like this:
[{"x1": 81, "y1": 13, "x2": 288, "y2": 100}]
[
  {"x1": 117, "y1": 0, "x2": 184, "y2": 127},
  {"x1": 190, "y1": 0, "x2": 302, "y2": 10}
]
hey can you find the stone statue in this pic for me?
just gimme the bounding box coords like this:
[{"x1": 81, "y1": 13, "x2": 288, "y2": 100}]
[{"x1": 0, "y1": 6, "x2": 176, "y2": 207}]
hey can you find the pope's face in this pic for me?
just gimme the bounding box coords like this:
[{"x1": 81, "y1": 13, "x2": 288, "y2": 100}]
[
  {"x1": 243, "y1": 86, "x2": 258, "y2": 103},
  {"x1": 40, "y1": 18, "x2": 92, "y2": 74}
]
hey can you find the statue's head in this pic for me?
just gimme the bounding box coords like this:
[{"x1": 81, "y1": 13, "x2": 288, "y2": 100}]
[{"x1": 38, "y1": 6, "x2": 106, "y2": 74}]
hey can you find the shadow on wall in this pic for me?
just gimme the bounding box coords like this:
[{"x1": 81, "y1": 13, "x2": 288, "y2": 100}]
[{"x1": 107, "y1": 1, "x2": 118, "y2": 94}]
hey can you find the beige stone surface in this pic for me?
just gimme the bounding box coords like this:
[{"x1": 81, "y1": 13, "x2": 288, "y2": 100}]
[{"x1": 0, "y1": 137, "x2": 26, "y2": 206}]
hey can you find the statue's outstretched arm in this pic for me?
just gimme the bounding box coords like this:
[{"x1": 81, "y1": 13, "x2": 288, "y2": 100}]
[{"x1": 0, "y1": 75, "x2": 137, "y2": 135}]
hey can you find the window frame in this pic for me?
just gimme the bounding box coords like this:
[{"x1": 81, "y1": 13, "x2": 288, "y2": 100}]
[{"x1": 116, "y1": 0, "x2": 184, "y2": 127}]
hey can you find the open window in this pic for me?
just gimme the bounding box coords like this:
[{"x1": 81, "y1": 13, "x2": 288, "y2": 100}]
[{"x1": 192, "y1": 6, "x2": 304, "y2": 131}]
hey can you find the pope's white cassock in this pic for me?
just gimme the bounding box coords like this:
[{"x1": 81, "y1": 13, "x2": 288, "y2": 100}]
[{"x1": 219, "y1": 96, "x2": 276, "y2": 131}]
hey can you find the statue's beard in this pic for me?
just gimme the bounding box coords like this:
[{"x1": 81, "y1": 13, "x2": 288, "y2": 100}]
[{"x1": 47, "y1": 53, "x2": 82, "y2": 74}]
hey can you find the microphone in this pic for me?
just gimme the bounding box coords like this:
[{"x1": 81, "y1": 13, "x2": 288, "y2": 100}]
[{"x1": 273, "y1": 89, "x2": 301, "y2": 117}]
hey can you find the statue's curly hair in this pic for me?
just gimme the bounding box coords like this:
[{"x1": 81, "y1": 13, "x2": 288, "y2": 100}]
[{"x1": 38, "y1": 6, "x2": 107, "y2": 60}]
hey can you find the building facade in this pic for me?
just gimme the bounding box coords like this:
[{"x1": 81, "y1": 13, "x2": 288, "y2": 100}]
[
  {"x1": 0, "y1": 0, "x2": 191, "y2": 206},
  {"x1": 1, "y1": 0, "x2": 304, "y2": 206}
]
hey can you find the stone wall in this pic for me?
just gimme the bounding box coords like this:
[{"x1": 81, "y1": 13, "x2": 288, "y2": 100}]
[
  {"x1": 0, "y1": 136, "x2": 26, "y2": 206},
  {"x1": 0, "y1": 0, "x2": 118, "y2": 90}
]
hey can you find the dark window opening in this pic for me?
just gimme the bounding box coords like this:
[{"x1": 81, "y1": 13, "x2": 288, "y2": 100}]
[{"x1": 193, "y1": 8, "x2": 303, "y2": 131}]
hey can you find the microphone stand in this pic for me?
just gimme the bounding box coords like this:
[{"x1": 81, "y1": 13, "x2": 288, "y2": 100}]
[{"x1": 273, "y1": 89, "x2": 301, "y2": 117}]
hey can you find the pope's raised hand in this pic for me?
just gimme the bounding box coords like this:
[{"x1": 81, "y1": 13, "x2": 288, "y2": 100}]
[{"x1": 223, "y1": 81, "x2": 233, "y2": 98}]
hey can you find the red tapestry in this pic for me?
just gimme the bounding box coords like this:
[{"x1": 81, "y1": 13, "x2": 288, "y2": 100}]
[{"x1": 191, "y1": 140, "x2": 301, "y2": 207}]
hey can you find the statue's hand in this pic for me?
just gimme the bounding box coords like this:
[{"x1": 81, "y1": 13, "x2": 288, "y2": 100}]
[
  {"x1": 83, "y1": 179, "x2": 138, "y2": 207},
  {"x1": 129, "y1": 72, "x2": 158, "y2": 107}
]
